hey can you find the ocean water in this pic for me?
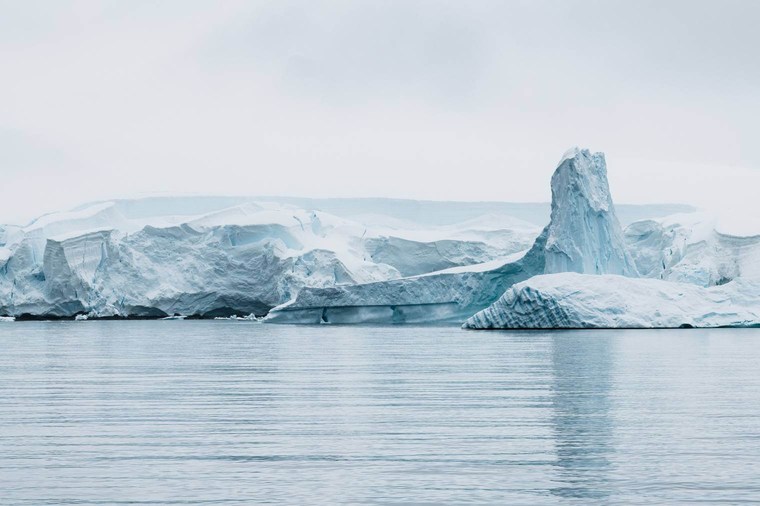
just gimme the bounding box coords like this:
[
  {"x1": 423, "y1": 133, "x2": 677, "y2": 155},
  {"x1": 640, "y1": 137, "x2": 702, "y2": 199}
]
[{"x1": 1, "y1": 322, "x2": 759, "y2": 505}]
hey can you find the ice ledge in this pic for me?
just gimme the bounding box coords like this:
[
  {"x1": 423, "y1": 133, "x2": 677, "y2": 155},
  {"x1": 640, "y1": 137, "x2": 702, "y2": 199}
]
[{"x1": 463, "y1": 272, "x2": 760, "y2": 329}]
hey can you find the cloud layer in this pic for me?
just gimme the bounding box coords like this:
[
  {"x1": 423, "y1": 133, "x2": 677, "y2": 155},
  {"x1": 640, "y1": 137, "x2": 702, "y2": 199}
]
[{"x1": 1, "y1": 0, "x2": 758, "y2": 230}]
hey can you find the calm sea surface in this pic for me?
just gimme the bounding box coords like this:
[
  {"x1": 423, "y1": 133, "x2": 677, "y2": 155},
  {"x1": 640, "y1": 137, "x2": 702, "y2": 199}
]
[{"x1": 1, "y1": 322, "x2": 759, "y2": 505}]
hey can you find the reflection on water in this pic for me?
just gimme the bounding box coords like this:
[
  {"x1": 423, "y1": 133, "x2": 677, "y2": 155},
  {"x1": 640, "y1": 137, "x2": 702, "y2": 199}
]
[
  {"x1": 1, "y1": 323, "x2": 760, "y2": 505},
  {"x1": 551, "y1": 334, "x2": 614, "y2": 500}
]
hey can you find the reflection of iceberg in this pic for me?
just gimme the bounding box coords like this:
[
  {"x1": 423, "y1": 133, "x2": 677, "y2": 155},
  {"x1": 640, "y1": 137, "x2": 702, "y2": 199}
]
[{"x1": 550, "y1": 333, "x2": 614, "y2": 500}]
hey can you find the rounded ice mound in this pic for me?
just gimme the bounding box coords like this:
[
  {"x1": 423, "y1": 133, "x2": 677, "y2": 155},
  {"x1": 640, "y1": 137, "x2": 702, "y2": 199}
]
[{"x1": 463, "y1": 273, "x2": 760, "y2": 329}]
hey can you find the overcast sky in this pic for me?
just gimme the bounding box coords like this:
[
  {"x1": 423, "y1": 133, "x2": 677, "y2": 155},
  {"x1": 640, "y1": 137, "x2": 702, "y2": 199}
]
[{"x1": 1, "y1": 0, "x2": 759, "y2": 231}]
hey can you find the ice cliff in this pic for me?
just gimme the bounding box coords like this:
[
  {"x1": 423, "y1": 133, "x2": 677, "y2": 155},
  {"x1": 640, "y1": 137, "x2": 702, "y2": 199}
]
[
  {"x1": 0, "y1": 197, "x2": 540, "y2": 318},
  {"x1": 463, "y1": 273, "x2": 760, "y2": 329},
  {"x1": 537, "y1": 147, "x2": 637, "y2": 276},
  {"x1": 625, "y1": 213, "x2": 760, "y2": 287}
]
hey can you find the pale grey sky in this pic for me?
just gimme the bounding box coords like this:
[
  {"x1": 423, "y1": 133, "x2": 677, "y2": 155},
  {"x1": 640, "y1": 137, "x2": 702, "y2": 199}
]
[{"x1": 1, "y1": 0, "x2": 759, "y2": 230}]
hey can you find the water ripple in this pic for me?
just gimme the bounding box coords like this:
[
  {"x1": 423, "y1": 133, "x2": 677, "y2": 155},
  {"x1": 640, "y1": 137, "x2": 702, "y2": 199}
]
[{"x1": 1, "y1": 322, "x2": 759, "y2": 504}]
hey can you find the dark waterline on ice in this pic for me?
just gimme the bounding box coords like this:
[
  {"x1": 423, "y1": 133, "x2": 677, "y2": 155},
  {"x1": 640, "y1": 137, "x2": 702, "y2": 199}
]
[{"x1": 1, "y1": 322, "x2": 759, "y2": 504}]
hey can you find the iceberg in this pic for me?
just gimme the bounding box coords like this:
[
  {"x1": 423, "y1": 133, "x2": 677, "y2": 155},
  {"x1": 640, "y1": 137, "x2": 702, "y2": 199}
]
[
  {"x1": 265, "y1": 148, "x2": 639, "y2": 324},
  {"x1": 466, "y1": 153, "x2": 760, "y2": 330},
  {"x1": 463, "y1": 273, "x2": 760, "y2": 329},
  {"x1": 0, "y1": 196, "x2": 542, "y2": 318},
  {"x1": 0, "y1": 157, "x2": 705, "y2": 322}
]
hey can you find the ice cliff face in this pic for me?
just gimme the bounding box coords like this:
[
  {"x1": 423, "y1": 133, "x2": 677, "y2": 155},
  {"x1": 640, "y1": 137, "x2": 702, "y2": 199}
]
[
  {"x1": 463, "y1": 273, "x2": 760, "y2": 329},
  {"x1": 625, "y1": 213, "x2": 760, "y2": 287},
  {"x1": 0, "y1": 222, "x2": 373, "y2": 317},
  {"x1": 265, "y1": 147, "x2": 639, "y2": 324},
  {"x1": 530, "y1": 147, "x2": 638, "y2": 276},
  {"x1": 0, "y1": 198, "x2": 540, "y2": 318}
]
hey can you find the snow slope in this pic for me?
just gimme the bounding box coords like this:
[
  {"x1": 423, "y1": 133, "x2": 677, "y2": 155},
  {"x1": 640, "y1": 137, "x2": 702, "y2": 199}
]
[{"x1": 463, "y1": 273, "x2": 760, "y2": 329}]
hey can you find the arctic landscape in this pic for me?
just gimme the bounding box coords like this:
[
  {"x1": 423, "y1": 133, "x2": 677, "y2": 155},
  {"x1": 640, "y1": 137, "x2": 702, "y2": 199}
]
[
  {"x1": 6, "y1": 2, "x2": 760, "y2": 504},
  {"x1": 1, "y1": 147, "x2": 757, "y2": 328}
]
